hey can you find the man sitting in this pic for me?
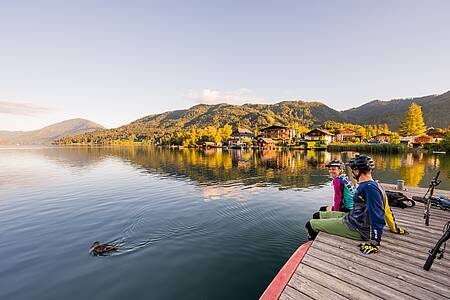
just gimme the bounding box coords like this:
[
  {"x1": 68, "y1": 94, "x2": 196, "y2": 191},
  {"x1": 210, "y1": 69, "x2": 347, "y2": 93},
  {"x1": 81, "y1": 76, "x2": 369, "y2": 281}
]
[{"x1": 305, "y1": 155, "x2": 407, "y2": 254}]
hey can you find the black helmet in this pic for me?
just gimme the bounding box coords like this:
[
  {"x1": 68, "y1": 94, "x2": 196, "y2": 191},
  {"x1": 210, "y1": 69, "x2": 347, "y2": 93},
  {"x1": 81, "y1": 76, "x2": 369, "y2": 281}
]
[
  {"x1": 347, "y1": 155, "x2": 375, "y2": 172},
  {"x1": 325, "y1": 159, "x2": 344, "y2": 169}
]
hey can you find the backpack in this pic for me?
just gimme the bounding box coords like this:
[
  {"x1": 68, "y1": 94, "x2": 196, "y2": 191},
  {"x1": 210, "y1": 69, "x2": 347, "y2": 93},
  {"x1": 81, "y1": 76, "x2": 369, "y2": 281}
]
[
  {"x1": 338, "y1": 176, "x2": 354, "y2": 212},
  {"x1": 385, "y1": 191, "x2": 415, "y2": 209}
]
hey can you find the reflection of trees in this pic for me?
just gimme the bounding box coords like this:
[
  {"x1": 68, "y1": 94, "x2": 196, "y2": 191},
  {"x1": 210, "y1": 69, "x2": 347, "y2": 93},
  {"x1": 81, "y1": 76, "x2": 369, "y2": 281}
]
[
  {"x1": 122, "y1": 148, "x2": 332, "y2": 189},
  {"x1": 396, "y1": 153, "x2": 425, "y2": 186},
  {"x1": 34, "y1": 146, "x2": 449, "y2": 189},
  {"x1": 398, "y1": 162, "x2": 426, "y2": 186},
  {"x1": 40, "y1": 147, "x2": 329, "y2": 189}
]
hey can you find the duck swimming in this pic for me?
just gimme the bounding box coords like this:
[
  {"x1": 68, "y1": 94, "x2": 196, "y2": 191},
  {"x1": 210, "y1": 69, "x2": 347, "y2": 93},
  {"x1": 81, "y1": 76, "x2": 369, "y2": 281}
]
[{"x1": 90, "y1": 241, "x2": 117, "y2": 255}]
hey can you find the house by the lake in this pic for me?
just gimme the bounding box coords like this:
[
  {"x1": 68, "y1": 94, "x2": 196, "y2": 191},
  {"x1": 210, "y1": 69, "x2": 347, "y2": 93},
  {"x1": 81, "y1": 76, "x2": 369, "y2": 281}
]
[
  {"x1": 426, "y1": 128, "x2": 446, "y2": 142},
  {"x1": 335, "y1": 129, "x2": 362, "y2": 143},
  {"x1": 229, "y1": 127, "x2": 254, "y2": 148},
  {"x1": 371, "y1": 133, "x2": 391, "y2": 143},
  {"x1": 260, "y1": 125, "x2": 295, "y2": 144},
  {"x1": 304, "y1": 128, "x2": 334, "y2": 145},
  {"x1": 400, "y1": 135, "x2": 434, "y2": 147}
]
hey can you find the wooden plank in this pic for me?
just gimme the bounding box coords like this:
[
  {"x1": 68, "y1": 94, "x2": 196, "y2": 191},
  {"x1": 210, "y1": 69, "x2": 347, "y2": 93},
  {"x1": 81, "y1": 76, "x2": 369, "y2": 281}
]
[
  {"x1": 318, "y1": 233, "x2": 450, "y2": 276},
  {"x1": 394, "y1": 217, "x2": 446, "y2": 232},
  {"x1": 279, "y1": 286, "x2": 314, "y2": 300},
  {"x1": 307, "y1": 245, "x2": 448, "y2": 299},
  {"x1": 380, "y1": 241, "x2": 450, "y2": 268},
  {"x1": 381, "y1": 234, "x2": 438, "y2": 250},
  {"x1": 393, "y1": 208, "x2": 448, "y2": 223},
  {"x1": 381, "y1": 183, "x2": 450, "y2": 198},
  {"x1": 288, "y1": 272, "x2": 348, "y2": 300},
  {"x1": 392, "y1": 206, "x2": 449, "y2": 221},
  {"x1": 276, "y1": 188, "x2": 450, "y2": 300},
  {"x1": 301, "y1": 255, "x2": 416, "y2": 300},
  {"x1": 393, "y1": 220, "x2": 447, "y2": 238},
  {"x1": 312, "y1": 236, "x2": 450, "y2": 296},
  {"x1": 380, "y1": 234, "x2": 445, "y2": 255},
  {"x1": 394, "y1": 208, "x2": 450, "y2": 223},
  {"x1": 381, "y1": 231, "x2": 440, "y2": 248},
  {"x1": 295, "y1": 263, "x2": 378, "y2": 299}
]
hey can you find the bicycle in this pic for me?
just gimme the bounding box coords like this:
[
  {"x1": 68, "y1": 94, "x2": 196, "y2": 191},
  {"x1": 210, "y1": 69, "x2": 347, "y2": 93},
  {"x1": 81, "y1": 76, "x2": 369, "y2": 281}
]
[
  {"x1": 413, "y1": 171, "x2": 442, "y2": 226},
  {"x1": 423, "y1": 220, "x2": 450, "y2": 271},
  {"x1": 411, "y1": 171, "x2": 450, "y2": 270}
]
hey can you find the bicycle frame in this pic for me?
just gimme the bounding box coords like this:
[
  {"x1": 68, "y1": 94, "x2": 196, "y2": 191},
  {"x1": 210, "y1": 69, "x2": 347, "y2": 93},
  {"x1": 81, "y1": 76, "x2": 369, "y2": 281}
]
[{"x1": 423, "y1": 171, "x2": 441, "y2": 226}]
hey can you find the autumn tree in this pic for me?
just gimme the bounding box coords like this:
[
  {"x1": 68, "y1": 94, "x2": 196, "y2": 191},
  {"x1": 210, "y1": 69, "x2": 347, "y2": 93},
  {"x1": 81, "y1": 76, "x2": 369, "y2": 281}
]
[
  {"x1": 399, "y1": 103, "x2": 427, "y2": 136},
  {"x1": 219, "y1": 124, "x2": 232, "y2": 143}
]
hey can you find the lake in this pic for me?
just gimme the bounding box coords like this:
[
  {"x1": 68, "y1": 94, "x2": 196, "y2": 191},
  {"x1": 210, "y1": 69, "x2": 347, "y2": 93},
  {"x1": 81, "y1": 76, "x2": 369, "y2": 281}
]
[{"x1": 1, "y1": 146, "x2": 449, "y2": 300}]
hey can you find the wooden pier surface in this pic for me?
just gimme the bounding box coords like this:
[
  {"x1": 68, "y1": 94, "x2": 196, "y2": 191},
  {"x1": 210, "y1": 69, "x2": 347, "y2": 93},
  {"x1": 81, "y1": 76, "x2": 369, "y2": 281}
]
[{"x1": 269, "y1": 184, "x2": 450, "y2": 300}]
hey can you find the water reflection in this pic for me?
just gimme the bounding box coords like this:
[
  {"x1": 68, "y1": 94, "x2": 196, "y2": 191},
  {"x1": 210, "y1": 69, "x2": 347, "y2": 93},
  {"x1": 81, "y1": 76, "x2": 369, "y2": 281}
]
[{"x1": 1, "y1": 146, "x2": 449, "y2": 189}]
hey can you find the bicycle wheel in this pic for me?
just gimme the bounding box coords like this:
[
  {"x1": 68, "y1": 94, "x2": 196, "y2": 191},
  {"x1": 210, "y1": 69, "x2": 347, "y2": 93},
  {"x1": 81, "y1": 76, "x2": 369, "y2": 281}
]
[
  {"x1": 424, "y1": 200, "x2": 431, "y2": 226},
  {"x1": 423, "y1": 253, "x2": 436, "y2": 271}
]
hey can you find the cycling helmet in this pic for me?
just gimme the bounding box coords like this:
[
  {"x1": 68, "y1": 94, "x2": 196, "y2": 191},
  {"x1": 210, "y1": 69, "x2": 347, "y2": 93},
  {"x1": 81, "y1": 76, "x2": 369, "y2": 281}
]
[
  {"x1": 325, "y1": 159, "x2": 344, "y2": 169},
  {"x1": 347, "y1": 155, "x2": 375, "y2": 172}
]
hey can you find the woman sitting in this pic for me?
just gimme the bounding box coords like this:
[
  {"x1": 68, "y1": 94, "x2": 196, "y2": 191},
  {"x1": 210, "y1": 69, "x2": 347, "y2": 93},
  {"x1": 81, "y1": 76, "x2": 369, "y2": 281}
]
[{"x1": 319, "y1": 159, "x2": 355, "y2": 213}]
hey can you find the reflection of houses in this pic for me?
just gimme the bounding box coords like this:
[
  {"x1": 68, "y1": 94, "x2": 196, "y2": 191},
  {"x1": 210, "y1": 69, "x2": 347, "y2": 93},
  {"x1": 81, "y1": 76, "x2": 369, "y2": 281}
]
[
  {"x1": 203, "y1": 141, "x2": 221, "y2": 148},
  {"x1": 335, "y1": 129, "x2": 362, "y2": 143},
  {"x1": 426, "y1": 128, "x2": 445, "y2": 142},
  {"x1": 260, "y1": 125, "x2": 295, "y2": 144},
  {"x1": 400, "y1": 135, "x2": 434, "y2": 147},
  {"x1": 304, "y1": 128, "x2": 334, "y2": 145},
  {"x1": 258, "y1": 150, "x2": 294, "y2": 169},
  {"x1": 229, "y1": 127, "x2": 254, "y2": 148},
  {"x1": 257, "y1": 137, "x2": 276, "y2": 148},
  {"x1": 371, "y1": 133, "x2": 391, "y2": 143}
]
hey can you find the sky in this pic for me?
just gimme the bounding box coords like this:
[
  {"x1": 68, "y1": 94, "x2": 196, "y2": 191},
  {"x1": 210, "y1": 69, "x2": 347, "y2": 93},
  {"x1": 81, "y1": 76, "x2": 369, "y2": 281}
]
[{"x1": 0, "y1": 0, "x2": 449, "y2": 131}]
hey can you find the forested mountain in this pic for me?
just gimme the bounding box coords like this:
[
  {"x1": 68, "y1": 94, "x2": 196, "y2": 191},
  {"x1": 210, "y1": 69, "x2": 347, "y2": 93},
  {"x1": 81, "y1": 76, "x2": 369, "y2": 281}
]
[
  {"x1": 124, "y1": 91, "x2": 449, "y2": 133},
  {"x1": 26, "y1": 91, "x2": 450, "y2": 145},
  {"x1": 341, "y1": 91, "x2": 450, "y2": 130},
  {"x1": 0, "y1": 118, "x2": 105, "y2": 144},
  {"x1": 130, "y1": 101, "x2": 346, "y2": 131}
]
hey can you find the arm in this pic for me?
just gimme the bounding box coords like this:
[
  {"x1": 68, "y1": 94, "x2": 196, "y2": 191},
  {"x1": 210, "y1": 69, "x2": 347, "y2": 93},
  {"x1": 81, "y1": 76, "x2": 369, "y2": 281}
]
[
  {"x1": 365, "y1": 184, "x2": 385, "y2": 244},
  {"x1": 333, "y1": 178, "x2": 343, "y2": 211},
  {"x1": 384, "y1": 199, "x2": 398, "y2": 232},
  {"x1": 377, "y1": 183, "x2": 407, "y2": 234},
  {"x1": 384, "y1": 196, "x2": 408, "y2": 234}
]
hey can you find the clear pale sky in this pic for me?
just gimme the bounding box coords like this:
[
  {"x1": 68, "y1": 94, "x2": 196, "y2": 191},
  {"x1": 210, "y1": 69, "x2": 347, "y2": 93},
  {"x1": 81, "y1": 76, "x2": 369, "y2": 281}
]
[{"x1": 1, "y1": 0, "x2": 449, "y2": 131}]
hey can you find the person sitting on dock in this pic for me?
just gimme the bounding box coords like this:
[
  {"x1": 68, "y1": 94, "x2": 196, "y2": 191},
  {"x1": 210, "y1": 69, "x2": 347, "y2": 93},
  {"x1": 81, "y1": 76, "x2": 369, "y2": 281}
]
[
  {"x1": 305, "y1": 155, "x2": 407, "y2": 254},
  {"x1": 319, "y1": 160, "x2": 355, "y2": 213}
]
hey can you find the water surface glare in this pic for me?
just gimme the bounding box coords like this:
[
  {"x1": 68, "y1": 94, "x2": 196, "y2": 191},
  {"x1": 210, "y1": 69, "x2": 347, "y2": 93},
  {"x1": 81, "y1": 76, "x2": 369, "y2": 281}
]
[{"x1": 0, "y1": 146, "x2": 448, "y2": 300}]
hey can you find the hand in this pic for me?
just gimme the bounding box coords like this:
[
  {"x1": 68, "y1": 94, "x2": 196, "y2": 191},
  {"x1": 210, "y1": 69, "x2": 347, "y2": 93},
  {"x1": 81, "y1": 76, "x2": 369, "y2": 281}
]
[
  {"x1": 359, "y1": 243, "x2": 380, "y2": 254},
  {"x1": 326, "y1": 206, "x2": 332, "y2": 212}
]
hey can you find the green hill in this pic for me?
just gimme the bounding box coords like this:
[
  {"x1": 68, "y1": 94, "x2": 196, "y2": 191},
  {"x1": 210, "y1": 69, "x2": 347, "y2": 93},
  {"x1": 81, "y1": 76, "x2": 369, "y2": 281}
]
[
  {"x1": 130, "y1": 100, "x2": 346, "y2": 131},
  {"x1": 341, "y1": 91, "x2": 450, "y2": 130},
  {"x1": 54, "y1": 91, "x2": 450, "y2": 144}
]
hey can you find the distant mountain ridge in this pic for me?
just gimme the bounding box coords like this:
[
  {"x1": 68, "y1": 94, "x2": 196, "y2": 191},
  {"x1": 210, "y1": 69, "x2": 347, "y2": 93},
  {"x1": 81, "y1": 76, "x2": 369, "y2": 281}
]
[
  {"x1": 129, "y1": 100, "x2": 347, "y2": 131},
  {"x1": 0, "y1": 118, "x2": 105, "y2": 144},
  {"x1": 122, "y1": 91, "x2": 449, "y2": 134},
  {"x1": 341, "y1": 91, "x2": 450, "y2": 130},
  {"x1": 5, "y1": 91, "x2": 449, "y2": 144}
]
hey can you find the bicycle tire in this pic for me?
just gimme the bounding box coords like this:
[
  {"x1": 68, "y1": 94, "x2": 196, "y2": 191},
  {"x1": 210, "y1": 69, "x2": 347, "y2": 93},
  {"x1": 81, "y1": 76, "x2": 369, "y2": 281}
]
[
  {"x1": 424, "y1": 200, "x2": 431, "y2": 226},
  {"x1": 423, "y1": 253, "x2": 436, "y2": 271}
]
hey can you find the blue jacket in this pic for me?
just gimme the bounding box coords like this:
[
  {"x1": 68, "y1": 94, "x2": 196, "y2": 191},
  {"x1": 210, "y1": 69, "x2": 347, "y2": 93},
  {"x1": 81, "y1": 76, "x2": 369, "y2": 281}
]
[{"x1": 344, "y1": 180, "x2": 385, "y2": 243}]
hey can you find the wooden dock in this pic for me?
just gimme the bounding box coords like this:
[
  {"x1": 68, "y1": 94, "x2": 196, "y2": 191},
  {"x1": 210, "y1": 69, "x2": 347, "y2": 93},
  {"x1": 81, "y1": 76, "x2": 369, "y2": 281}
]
[{"x1": 261, "y1": 184, "x2": 450, "y2": 300}]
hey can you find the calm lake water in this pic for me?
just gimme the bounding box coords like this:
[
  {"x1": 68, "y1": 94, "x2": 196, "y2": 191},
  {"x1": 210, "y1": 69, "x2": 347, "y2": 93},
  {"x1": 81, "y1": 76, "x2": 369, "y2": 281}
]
[{"x1": 1, "y1": 146, "x2": 449, "y2": 300}]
